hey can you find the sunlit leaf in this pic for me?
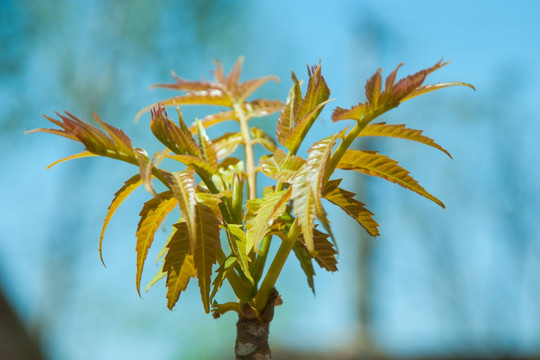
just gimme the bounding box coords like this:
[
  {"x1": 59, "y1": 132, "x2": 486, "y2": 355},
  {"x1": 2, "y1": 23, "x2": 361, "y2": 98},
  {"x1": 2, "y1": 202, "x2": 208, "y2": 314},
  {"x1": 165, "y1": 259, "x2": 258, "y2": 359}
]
[
  {"x1": 291, "y1": 131, "x2": 342, "y2": 253},
  {"x1": 194, "y1": 202, "x2": 221, "y2": 313},
  {"x1": 337, "y1": 149, "x2": 445, "y2": 208},
  {"x1": 401, "y1": 81, "x2": 476, "y2": 102},
  {"x1": 322, "y1": 179, "x2": 379, "y2": 237},
  {"x1": 163, "y1": 171, "x2": 198, "y2": 253},
  {"x1": 213, "y1": 132, "x2": 243, "y2": 160},
  {"x1": 259, "y1": 148, "x2": 305, "y2": 183},
  {"x1": 45, "y1": 151, "x2": 97, "y2": 169},
  {"x1": 331, "y1": 103, "x2": 366, "y2": 123},
  {"x1": 164, "y1": 222, "x2": 196, "y2": 309},
  {"x1": 99, "y1": 174, "x2": 142, "y2": 266},
  {"x1": 195, "y1": 119, "x2": 218, "y2": 170},
  {"x1": 150, "y1": 106, "x2": 200, "y2": 157},
  {"x1": 34, "y1": 112, "x2": 137, "y2": 163},
  {"x1": 165, "y1": 154, "x2": 216, "y2": 179},
  {"x1": 299, "y1": 228, "x2": 338, "y2": 272},
  {"x1": 135, "y1": 191, "x2": 177, "y2": 295},
  {"x1": 358, "y1": 122, "x2": 452, "y2": 158},
  {"x1": 245, "y1": 188, "x2": 292, "y2": 253},
  {"x1": 251, "y1": 127, "x2": 277, "y2": 153},
  {"x1": 278, "y1": 64, "x2": 332, "y2": 153},
  {"x1": 189, "y1": 111, "x2": 237, "y2": 134},
  {"x1": 226, "y1": 224, "x2": 253, "y2": 284}
]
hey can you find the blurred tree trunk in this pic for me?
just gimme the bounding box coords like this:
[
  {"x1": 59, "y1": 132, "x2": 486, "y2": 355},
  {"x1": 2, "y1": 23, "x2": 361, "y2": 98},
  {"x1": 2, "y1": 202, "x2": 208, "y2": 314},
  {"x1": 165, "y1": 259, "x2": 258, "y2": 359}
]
[{"x1": 0, "y1": 289, "x2": 46, "y2": 360}]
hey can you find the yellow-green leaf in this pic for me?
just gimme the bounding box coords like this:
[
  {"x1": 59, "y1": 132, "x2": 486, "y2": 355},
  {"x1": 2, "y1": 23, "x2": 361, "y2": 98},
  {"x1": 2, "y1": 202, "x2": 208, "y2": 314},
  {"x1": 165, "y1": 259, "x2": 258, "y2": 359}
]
[
  {"x1": 165, "y1": 154, "x2": 215, "y2": 178},
  {"x1": 226, "y1": 224, "x2": 253, "y2": 284},
  {"x1": 150, "y1": 106, "x2": 200, "y2": 157},
  {"x1": 245, "y1": 188, "x2": 292, "y2": 253},
  {"x1": 251, "y1": 127, "x2": 277, "y2": 153},
  {"x1": 291, "y1": 132, "x2": 342, "y2": 253},
  {"x1": 298, "y1": 228, "x2": 338, "y2": 272},
  {"x1": 135, "y1": 191, "x2": 177, "y2": 295},
  {"x1": 194, "y1": 203, "x2": 221, "y2": 313},
  {"x1": 164, "y1": 222, "x2": 196, "y2": 310},
  {"x1": 213, "y1": 132, "x2": 243, "y2": 159},
  {"x1": 163, "y1": 171, "x2": 198, "y2": 253},
  {"x1": 45, "y1": 151, "x2": 97, "y2": 169},
  {"x1": 259, "y1": 148, "x2": 305, "y2": 183},
  {"x1": 99, "y1": 174, "x2": 142, "y2": 266},
  {"x1": 210, "y1": 256, "x2": 238, "y2": 302},
  {"x1": 337, "y1": 149, "x2": 445, "y2": 208},
  {"x1": 331, "y1": 103, "x2": 366, "y2": 123},
  {"x1": 401, "y1": 81, "x2": 476, "y2": 102},
  {"x1": 323, "y1": 179, "x2": 379, "y2": 237},
  {"x1": 358, "y1": 122, "x2": 452, "y2": 158},
  {"x1": 195, "y1": 119, "x2": 218, "y2": 170}
]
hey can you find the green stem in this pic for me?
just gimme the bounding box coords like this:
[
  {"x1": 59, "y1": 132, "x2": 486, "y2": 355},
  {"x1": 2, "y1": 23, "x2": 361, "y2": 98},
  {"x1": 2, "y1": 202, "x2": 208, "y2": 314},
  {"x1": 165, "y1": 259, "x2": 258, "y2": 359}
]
[
  {"x1": 217, "y1": 249, "x2": 252, "y2": 301},
  {"x1": 251, "y1": 236, "x2": 272, "y2": 284},
  {"x1": 252, "y1": 219, "x2": 299, "y2": 312},
  {"x1": 325, "y1": 119, "x2": 370, "y2": 183},
  {"x1": 234, "y1": 102, "x2": 256, "y2": 200}
]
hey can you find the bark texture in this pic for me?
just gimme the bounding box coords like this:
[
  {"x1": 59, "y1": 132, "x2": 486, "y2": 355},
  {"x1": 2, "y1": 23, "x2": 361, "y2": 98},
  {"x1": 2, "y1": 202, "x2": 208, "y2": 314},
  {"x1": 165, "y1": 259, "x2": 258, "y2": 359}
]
[{"x1": 235, "y1": 288, "x2": 280, "y2": 360}]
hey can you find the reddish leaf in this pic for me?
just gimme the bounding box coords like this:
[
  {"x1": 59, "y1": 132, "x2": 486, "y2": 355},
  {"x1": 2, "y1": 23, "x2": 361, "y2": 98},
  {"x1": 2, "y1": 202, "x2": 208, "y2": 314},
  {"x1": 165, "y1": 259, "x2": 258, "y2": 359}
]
[{"x1": 337, "y1": 149, "x2": 445, "y2": 208}]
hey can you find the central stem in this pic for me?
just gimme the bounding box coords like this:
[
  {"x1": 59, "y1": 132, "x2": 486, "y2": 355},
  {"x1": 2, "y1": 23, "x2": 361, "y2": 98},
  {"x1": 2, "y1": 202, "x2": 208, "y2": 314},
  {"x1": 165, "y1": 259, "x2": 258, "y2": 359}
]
[{"x1": 234, "y1": 102, "x2": 256, "y2": 200}]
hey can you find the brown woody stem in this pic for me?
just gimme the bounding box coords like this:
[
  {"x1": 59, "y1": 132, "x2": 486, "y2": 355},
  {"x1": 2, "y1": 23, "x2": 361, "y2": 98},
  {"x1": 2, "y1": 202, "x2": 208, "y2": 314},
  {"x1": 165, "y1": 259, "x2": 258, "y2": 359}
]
[{"x1": 235, "y1": 289, "x2": 280, "y2": 360}]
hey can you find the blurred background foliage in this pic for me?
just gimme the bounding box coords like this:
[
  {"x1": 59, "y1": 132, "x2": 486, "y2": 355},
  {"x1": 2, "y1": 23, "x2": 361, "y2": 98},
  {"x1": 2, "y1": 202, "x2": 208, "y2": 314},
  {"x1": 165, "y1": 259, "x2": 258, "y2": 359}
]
[{"x1": 1, "y1": 0, "x2": 540, "y2": 359}]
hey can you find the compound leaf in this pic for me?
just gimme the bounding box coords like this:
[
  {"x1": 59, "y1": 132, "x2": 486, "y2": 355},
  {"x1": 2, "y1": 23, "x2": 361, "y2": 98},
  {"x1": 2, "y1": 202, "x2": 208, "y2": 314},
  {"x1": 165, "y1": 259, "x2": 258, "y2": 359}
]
[
  {"x1": 359, "y1": 122, "x2": 452, "y2": 158},
  {"x1": 100, "y1": 174, "x2": 142, "y2": 266},
  {"x1": 135, "y1": 191, "x2": 177, "y2": 295},
  {"x1": 337, "y1": 149, "x2": 445, "y2": 208}
]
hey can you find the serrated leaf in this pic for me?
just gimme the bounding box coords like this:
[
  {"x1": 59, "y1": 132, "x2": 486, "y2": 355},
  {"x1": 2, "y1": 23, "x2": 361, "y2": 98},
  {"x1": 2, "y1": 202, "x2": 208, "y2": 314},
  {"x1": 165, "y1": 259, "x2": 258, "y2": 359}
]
[
  {"x1": 358, "y1": 122, "x2": 452, "y2": 158},
  {"x1": 150, "y1": 106, "x2": 200, "y2": 157},
  {"x1": 251, "y1": 127, "x2": 277, "y2": 153},
  {"x1": 33, "y1": 112, "x2": 137, "y2": 163},
  {"x1": 298, "y1": 228, "x2": 338, "y2": 272},
  {"x1": 331, "y1": 103, "x2": 366, "y2": 123},
  {"x1": 235, "y1": 76, "x2": 280, "y2": 103},
  {"x1": 337, "y1": 149, "x2": 445, "y2": 208},
  {"x1": 365, "y1": 68, "x2": 382, "y2": 108},
  {"x1": 323, "y1": 179, "x2": 379, "y2": 237},
  {"x1": 213, "y1": 132, "x2": 243, "y2": 160},
  {"x1": 136, "y1": 148, "x2": 158, "y2": 198},
  {"x1": 164, "y1": 222, "x2": 196, "y2": 309},
  {"x1": 135, "y1": 91, "x2": 233, "y2": 122},
  {"x1": 291, "y1": 132, "x2": 342, "y2": 253},
  {"x1": 277, "y1": 65, "x2": 332, "y2": 153},
  {"x1": 163, "y1": 171, "x2": 198, "y2": 253},
  {"x1": 195, "y1": 119, "x2": 218, "y2": 170},
  {"x1": 401, "y1": 81, "x2": 476, "y2": 102},
  {"x1": 245, "y1": 188, "x2": 292, "y2": 253},
  {"x1": 100, "y1": 174, "x2": 142, "y2": 266},
  {"x1": 292, "y1": 243, "x2": 316, "y2": 294},
  {"x1": 45, "y1": 151, "x2": 97, "y2": 169},
  {"x1": 259, "y1": 148, "x2": 305, "y2": 183},
  {"x1": 135, "y1": 191, "x2": 177, "y2": 295},
  {"x1": 276, "y1": 76, "x2": 300, "y2": 144},
  {"x1": 281, "y1": 98, "x2": 334, "y2": 153},
  {"x1": 194, "y1": 203, "x2": 221, "y2": 313},
  {"x1": 225, "y1": 224, "x2": 253, "y2": 284},
  {"x1": 165, "y1": 154, "x2": 216, "y2": 178},
  {"x1": 189, "y1": 111, "x2": 237, "y2": 134},
  {"x1": 243, "y1": 99, "x2": 284, "y2": 118},
  {"x1": 210, "y1": 256, "x2": 238, "y2": 302}
]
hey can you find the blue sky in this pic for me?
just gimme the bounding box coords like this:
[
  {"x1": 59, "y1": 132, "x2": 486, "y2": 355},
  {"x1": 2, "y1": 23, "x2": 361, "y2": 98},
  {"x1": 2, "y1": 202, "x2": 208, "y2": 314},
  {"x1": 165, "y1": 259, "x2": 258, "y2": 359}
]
[{"x1": 2, "y1": 1, "x2": 540, "y2": 359}]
